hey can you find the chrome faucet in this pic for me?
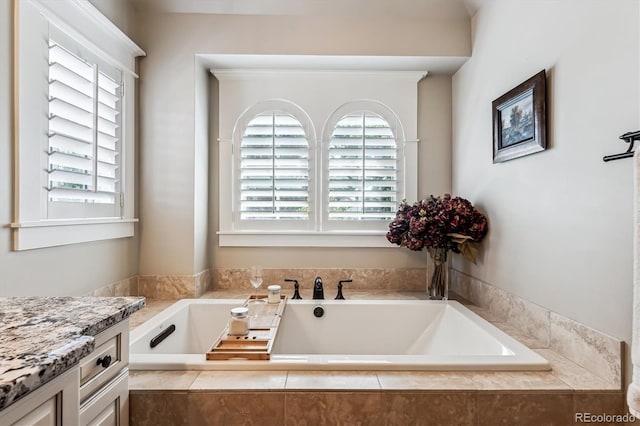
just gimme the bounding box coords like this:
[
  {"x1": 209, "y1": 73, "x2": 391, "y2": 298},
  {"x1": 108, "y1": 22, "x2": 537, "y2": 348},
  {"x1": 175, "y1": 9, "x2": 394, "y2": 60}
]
[{"x1": 312, "y1": 276, "x2": 324, "y2": 300}]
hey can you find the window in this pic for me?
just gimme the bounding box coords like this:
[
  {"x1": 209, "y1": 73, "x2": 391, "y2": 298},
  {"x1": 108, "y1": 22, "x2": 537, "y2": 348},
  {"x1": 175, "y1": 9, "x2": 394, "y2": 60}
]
[
  {"x1": 214, "y1": 69, "x2": 421, "y2": 247},
  {"x1": 327, "y1": 112, "x2": 398, "y2": 223},
  {"x1": 321, "y1": 100, "x2": 406, "y2": 233},
  {"x1": 231, "y1": 99, "x2": 316, "y2": 232},
  {"x1": 47, "y1": 38, "x2": 122, "y2": 219},
  {"x1": 239, "y1": 112, "x2": 310, "y2": 223},
  {"x1": 12, "y1": 0, "x2": 144, "y2": 250}
]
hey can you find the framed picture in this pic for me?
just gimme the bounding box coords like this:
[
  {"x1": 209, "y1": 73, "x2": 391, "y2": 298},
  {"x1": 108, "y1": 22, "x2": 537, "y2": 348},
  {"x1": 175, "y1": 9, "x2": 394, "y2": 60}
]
[{"x1": 492, "y1": 70, "x2": 547, "y2": 163}]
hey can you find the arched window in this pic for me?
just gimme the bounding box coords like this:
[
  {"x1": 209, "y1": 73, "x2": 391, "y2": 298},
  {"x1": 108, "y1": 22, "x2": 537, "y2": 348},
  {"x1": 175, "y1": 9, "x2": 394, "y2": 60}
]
[
  {"x1": 235, "y1": 106, "x2": 313, "y2": 228},
  {"x1": 324, "y1": 102, "x2": 403, "y2": 230}
]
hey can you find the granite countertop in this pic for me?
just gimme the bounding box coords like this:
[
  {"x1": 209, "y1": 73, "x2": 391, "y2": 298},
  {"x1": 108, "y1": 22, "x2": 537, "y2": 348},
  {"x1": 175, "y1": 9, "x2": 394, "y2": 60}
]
[{"x1": 0, "y1": 296, "x2": 145, "y2": 412}]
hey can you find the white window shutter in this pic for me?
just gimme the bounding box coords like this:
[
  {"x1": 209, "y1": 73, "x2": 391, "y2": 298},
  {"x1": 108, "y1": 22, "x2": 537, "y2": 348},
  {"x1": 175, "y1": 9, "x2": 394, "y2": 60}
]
[
  {"x1": 240, "y1": 112, "x2": 310, "y2": 221},
  {"x1": 47, "y1": 40, "x2": 121, "y2": 212},
  {"x1": 328, "y1": 112, "x2": 397, "y2": 221}
]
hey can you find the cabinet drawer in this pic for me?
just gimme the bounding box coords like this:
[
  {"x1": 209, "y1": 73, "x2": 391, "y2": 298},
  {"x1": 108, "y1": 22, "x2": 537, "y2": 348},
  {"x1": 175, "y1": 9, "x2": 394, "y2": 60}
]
[
  {"x1": 80, "y1": 320, "x2": 129, "y2": 402},
  {"x1": 81, "y1": 335, "x2": 118, "y2": 384},
  {"x1": 80, "y1": 369, "x2": 129, "y2": 426}
]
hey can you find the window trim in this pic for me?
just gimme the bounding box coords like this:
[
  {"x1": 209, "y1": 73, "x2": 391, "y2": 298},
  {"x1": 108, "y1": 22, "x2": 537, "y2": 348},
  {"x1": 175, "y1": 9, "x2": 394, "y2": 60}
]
[
  {"x1": 214, "y1": 69, "x2": 422, "y2": 247},
  {"x1": 12, "y1": 0, "x2": 144, "y2": 251}
]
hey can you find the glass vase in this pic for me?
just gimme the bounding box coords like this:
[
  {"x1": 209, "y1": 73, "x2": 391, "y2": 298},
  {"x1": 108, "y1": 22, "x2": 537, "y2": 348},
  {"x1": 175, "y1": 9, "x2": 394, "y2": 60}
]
[{"x1": 428, "y1": 248, "x2": 449, "y2": 300}]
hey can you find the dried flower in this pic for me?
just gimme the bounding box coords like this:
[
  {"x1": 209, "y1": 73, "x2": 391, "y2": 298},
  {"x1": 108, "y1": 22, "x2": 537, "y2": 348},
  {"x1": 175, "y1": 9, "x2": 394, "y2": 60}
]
[{"x1": 386, "y1": 194, "x2": 488, "y2": 263}]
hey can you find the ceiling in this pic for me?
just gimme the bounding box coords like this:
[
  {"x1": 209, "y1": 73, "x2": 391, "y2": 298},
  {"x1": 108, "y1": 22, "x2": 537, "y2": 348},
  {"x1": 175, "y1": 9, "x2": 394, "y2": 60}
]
[{"x1": 129, "y1": 0, "x2": 484, "y2": 18}]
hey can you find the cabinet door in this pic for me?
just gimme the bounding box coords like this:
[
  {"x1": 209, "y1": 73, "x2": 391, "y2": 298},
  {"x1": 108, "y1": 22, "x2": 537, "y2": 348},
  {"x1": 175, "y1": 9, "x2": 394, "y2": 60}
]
[
  {"x1": 11, "y1": 396, "x2": 58, "y2": 426},
  {"x1": 0, "y1": 368, "x2": 79, "y2": 426},
  {"x1": 80, "y1": 369, "x2": 129, "y2": 426}
]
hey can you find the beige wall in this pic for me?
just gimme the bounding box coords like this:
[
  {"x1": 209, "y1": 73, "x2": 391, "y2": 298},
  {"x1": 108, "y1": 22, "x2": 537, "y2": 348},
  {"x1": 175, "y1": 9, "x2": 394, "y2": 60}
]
[
  {"x1": 208, "y1": 73, "x2": 453, "y2": 269},
  {"x1": 452, "y1": 0, "x2": 638, "y2": 345},
  {"x1": 0, "y1": 0, "x2": 139, "y2": 296},
  {"x1": 89, "y1": 0, "x2": 137, "y2": 37},
  {"x1": 137, "y1": 12, "x2": 466, "y2": 274}
]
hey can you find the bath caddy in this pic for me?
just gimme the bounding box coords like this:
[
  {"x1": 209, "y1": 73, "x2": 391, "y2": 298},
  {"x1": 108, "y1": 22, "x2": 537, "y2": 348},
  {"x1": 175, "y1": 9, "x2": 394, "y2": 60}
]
[{"x1": 206, "y1": 295, "x2": 287, "y2": 360}]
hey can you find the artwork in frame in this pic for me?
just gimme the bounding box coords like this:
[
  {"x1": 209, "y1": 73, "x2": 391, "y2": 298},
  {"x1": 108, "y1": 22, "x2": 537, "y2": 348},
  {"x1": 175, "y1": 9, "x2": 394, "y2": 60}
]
[{"x1": 492, "y1": 70, "x2": 547, "y2": 163}]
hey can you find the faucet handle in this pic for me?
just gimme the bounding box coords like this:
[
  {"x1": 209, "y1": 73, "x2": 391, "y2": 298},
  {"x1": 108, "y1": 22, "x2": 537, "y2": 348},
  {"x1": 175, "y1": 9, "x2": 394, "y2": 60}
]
[
  {"x1": 285, "y1": 279, "x2": 302, "y2": 299},
  {"x1": 335, "y1": 279, "x2": 352, "y2": 300}
]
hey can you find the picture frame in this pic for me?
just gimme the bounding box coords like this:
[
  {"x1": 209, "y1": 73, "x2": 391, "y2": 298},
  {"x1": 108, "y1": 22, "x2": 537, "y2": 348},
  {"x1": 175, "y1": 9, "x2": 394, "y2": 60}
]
[{"x1": 492, "y1": 70, "x2": 547, "y2": 163}]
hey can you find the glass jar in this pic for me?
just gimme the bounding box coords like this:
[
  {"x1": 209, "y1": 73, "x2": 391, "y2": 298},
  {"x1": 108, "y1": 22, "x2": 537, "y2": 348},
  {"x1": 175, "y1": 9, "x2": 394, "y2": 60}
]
[
  {"x1": 228, "y1": 307, "x2": 249, "y2": 336},
  {"x1": 267, "y1": 285, "x2": 281, "y2": 304}
]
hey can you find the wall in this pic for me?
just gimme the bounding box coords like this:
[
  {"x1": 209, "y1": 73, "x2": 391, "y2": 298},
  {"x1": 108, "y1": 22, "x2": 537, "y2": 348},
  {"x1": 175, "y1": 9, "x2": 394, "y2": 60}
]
[
  {"x1": 136, "y1": 12, "x2": 466, "y2": 274},
  {"x1": 452, "y1": 0, "x2": 638, "y2": 346},
  {"x1": 0, "y1": 0, "x2": 140, "y2": 296},
  {"x1": 88, "y1": 0, "x2": 136, "y2": 36}
]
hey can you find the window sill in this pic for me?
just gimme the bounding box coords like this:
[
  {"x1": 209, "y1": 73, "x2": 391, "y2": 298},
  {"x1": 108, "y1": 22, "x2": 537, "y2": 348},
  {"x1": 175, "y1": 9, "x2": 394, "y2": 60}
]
[
  {"x1": 10, "y1": 218, "x2": 138, "y2": 251},
  {"x1": 218, "y1": 231, "x2": 395, "y2": 247}
]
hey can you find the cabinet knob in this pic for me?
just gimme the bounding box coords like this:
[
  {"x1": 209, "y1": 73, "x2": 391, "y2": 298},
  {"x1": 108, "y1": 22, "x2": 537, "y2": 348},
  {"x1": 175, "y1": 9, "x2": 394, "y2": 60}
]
[{"x1": 96, "y1": 355, "x2": 112, "y2": 368}]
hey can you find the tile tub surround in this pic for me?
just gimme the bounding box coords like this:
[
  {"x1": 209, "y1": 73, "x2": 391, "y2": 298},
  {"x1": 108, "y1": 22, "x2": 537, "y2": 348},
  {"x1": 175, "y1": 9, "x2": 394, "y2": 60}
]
[
  {"x1": 129, "y1": 290, "x2": 626, "y2": 426},
  {"x1": 0, "y1": 296, "x2": 145, "y2": 411},
  {"x1": 129, "y1": 293, "x2": 629, "y2": 424},
  {"x1": 129, "y1": 370, "x2": 627, "y2": 426},
  {"x1": 212, "y1": 267, "x2": 430, "y2": 291},
  {"x1": 450, "y1": 269, "x2": 624, "y2": 389}
]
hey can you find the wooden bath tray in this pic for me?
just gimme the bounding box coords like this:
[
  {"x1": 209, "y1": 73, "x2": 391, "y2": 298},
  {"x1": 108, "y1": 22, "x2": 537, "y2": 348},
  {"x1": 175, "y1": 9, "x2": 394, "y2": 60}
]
[{"x1": 206, "y1": 295, "x2": 287, "y2": 361}]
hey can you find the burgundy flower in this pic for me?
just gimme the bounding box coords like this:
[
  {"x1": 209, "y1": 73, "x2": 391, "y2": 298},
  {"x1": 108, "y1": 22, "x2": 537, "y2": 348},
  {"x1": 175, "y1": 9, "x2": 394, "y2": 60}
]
[{"x1": 386, "y1": 195, "x2": 488, "y2": 260}]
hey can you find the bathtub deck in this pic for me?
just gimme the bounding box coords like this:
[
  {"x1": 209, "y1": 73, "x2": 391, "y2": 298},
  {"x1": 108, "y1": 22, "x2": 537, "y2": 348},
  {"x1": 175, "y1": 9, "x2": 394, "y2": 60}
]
[{"x1": 128, "y1": 290, "x2": 626, "y2": 425}]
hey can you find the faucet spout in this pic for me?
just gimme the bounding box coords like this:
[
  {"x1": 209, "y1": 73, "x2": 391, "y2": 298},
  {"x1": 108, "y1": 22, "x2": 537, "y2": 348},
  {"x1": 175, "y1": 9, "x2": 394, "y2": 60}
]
[{"x1": 312, "y1": 277, "x2": 324, "y2": 300}]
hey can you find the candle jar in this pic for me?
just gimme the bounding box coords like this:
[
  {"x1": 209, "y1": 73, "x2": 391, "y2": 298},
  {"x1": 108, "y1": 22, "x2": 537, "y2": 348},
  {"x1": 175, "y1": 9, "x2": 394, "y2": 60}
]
[
  {"x1": 228, "y1": 307, "x2": 249, "y2": 336},
  {"x1": 267, "y1": 285, "x2": 281, "y2": 304}
]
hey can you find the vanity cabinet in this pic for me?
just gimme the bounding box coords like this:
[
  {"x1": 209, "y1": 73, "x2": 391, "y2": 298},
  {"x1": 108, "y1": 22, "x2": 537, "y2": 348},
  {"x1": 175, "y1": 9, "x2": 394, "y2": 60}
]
[
  {"x1": 0, "y1": 367, "x2": 80, "y2": 426},
  {"x1": 0, "y1": 320, "x2": 130, "y2": 426}
]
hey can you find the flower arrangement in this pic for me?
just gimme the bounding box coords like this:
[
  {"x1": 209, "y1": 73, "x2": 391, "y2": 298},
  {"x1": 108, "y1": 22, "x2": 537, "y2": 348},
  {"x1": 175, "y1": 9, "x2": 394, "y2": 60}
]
[{"x1": 386, "y1": 194, "x2": 489, "y2": 264}]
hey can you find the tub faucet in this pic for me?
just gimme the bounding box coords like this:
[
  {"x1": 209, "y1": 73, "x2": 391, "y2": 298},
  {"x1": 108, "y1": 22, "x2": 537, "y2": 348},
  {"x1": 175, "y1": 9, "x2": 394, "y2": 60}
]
[{"x1": 313, "y1": 276, "x2": 324, "y2": 300}]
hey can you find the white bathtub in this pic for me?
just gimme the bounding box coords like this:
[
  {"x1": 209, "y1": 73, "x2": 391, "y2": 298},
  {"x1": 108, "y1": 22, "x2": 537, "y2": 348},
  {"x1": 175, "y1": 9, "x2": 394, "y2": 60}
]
[{"x1": 129, "y1": 299, "x2": 550, "y2": 371}]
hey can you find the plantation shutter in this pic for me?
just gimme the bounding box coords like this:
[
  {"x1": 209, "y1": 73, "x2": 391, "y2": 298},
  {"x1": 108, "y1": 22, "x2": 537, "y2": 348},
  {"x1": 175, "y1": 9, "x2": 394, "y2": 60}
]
[
  {"x1": 240, "y1": 112, "x2": 309, "y2": 220},
  {"x1": 328, "y1": 112, "x2": 397, "y2": 221},
  {"x1": 47, "y1": 39, "x2": 121, "y2": 218}
]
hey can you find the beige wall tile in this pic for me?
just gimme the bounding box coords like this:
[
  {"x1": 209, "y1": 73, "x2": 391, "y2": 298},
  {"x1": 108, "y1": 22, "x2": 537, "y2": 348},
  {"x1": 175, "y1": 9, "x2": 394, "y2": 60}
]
[
  {"x1": 451, "y1": 269, "x2": 622, "y2": 388},
  {"x1": 129, "y1": 371, "x2": 199, "y2": 391},
  {"x1": 383, "y1": 392, "x2": 476, "y2": 426},
  {"x1": 195, "y1": 269, "x2": 211, "y2": 297},
  {"x1": 477, "y1": 393, "x2": 573, "y2": 426},
  {"x1": 285, "y1": 392, "x2": 382, "y2": 426},
  {"x1": 128, "y1": 299, "x2": 176, "y2": 329},
  {"x1": 91, "y1": 284, "x2": 115, "y2": 297},
  {"x1": 376, "y1": 372, "x2": 476, "y2": 390},
  {"x1": 129, "y1": 391, "x2": 189, "y2": 426},
  {"x1": 550, "y1": 313, "x2": 622, "y2": 389},
  {"x1": 501, "y1": 293, "x2": 550, "y2": 348},
  {"x1": 129, "y1": 275, "x2": 139, "y2": 296},
  {"x1": 138, "y1": 275, "x2": 196, "y2": 299},
  {"x1": 213, "y1": 268, "x2": 427, "y2": 291},
  {"x1": 471, "y1": 372, "x2": 571, "y2": 391},
  {"x1": 190, "y1": 371, "x2": 287, "y2": 390},
  {"x1": 574, "y1": 392, "x2": 627, "y2": 425},
  {"x1": 495, "y1": 322, "x2": 548, "y2": 349},
  {"x1": 188, "y1": 392, "x2": 284, "y2": 426},
  {"x1": 285, "y1": 371, "x2": 380, "y2": 390},
  {"x1": 535, "y1": 349, "x2": 616, "y2": 391}
]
